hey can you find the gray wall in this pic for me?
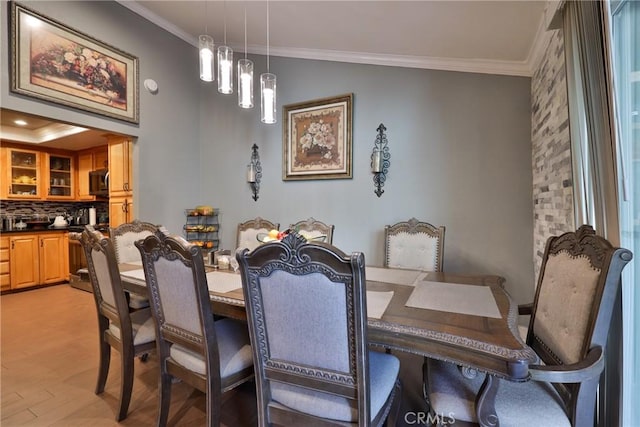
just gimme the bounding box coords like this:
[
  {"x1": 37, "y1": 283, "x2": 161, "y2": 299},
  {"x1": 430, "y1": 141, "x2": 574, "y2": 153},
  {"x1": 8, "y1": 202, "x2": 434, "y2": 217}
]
[
  {"x1": 1, "y1": 1, "x2": 535, "y2": 304},
  {"x1": 202, "y1": 57, "x2": 535, "y2": 304}
]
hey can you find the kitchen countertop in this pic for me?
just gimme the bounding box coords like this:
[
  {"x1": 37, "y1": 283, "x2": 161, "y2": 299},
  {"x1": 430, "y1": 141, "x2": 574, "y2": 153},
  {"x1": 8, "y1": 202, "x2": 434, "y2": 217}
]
[{"x1": 1, "y1": 224, "x2": 110, "y2": 234}]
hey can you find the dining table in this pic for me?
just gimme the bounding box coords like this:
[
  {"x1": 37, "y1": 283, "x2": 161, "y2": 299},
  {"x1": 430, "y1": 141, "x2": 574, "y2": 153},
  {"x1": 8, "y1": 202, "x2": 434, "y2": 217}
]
[{"x1": 119, "y1": 262, "x2": 538, "y2": 426}]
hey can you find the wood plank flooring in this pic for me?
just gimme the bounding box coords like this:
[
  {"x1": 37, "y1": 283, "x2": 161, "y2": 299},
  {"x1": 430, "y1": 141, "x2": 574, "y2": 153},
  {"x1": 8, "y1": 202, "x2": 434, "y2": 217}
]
[{"x1": 1, "y1": 284, "x2": 429, "y2": 426}]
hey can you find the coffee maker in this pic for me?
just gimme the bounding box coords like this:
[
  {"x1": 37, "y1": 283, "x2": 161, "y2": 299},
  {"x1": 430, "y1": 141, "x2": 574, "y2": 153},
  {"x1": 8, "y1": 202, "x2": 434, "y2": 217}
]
[{"x1": 75, "y1": 208, "x2": 89, "y2": 225}]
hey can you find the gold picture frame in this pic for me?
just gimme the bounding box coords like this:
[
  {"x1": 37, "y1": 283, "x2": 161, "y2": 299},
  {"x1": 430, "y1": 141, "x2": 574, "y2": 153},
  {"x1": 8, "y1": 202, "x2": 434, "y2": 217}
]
[
  {"x1": 10, "y1": 2, "x2": 139, "y2": 124},
  {"x1": 283, "y1": 93, "x2": 353, "y2": 180}
]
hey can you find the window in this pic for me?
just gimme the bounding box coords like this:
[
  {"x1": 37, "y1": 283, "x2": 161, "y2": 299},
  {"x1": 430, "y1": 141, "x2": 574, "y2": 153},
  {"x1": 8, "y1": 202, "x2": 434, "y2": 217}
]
[{"x1": 608, "y1": 1, "x2": 639, "y2": 424}]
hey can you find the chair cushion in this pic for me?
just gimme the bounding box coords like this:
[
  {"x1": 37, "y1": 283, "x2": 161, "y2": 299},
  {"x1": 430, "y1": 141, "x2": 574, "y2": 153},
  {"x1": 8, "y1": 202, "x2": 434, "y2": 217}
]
[
  {"x1": 534, "y1": 251, "x2": 600, "y2": 364},
  {"x1": 170, "y1": 318, "x2": 252, "y2": 377},
  {"x1": 270, "y1": 350, "x2": 400, "y2": 422},
  {"x1": 108, "y1": 307, "x2": 156, "y2": 345},
  {"x1": 425, "y1": 359, "x2": 570, "y2": 427},
  {"x1": 387, "y1": 232, "x2": 438, "y2": 271},
  {"x1": 127, "y1": 293, "x2": 150, "y2": 309}
]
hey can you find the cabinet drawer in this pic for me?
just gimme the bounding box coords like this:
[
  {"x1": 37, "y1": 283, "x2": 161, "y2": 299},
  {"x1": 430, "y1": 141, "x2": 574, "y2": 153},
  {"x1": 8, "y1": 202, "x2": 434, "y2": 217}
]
[
  {"x1": 1, "y1": 273, "x2": 9, "y2": 287},
  {"x1": 0, "y1": 247, "x2": 9, "y2": 261},
  {"x1": 1, "y1": 260, "x2": 8, "y2": 274}
]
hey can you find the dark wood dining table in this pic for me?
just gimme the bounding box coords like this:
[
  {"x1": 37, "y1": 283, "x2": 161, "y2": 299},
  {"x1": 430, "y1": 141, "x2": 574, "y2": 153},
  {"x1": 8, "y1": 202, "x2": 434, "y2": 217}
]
[{"x1": 119, "y1": 263, "x2": 538, "y2": 425}]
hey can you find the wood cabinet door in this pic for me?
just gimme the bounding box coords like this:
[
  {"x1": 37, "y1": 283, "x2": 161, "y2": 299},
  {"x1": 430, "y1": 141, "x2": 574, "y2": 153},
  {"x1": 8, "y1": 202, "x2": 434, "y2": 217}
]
[
  {"x1": 9, "y1": 235, "x2": 39, "y2": 289},
  {"x1": 44, "y1": 153, "x2": 74, "y2": 200},
  {"x1": 109, "y1": 197, "x2": 132, "y2": 227},
  {"x1": 39, "y1": 234, "x2": 67, "y2": 284},
  {"x1": 4, "y1": 148, "x2": 41, "y2": 199},
  {"x1": 93, "y1": 147, "x2": 109, "y2": 170},
  {"x1": 76, "y1": 152, "x2": 95, "y2": 200},
  {"x1": 108, "y1": 137, "x2": 132, "y2": 197}
]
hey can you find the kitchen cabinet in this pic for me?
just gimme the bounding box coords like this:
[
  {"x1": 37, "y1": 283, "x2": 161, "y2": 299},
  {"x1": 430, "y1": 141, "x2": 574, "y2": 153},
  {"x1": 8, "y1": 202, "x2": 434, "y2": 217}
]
[
  {"x1": 9, "y1": 234, "x2": 39, "y2": 289},
  {"x1": 76, "y1": 146, "x2": 108, "y2": 201},
  {"x1": 1, "y1": 147, "x2": 42, "y2": 199},
  {"x1": 1, "y1": 236, "x2": 10, "y2": 292},
  {"x1": 44, "y1": 153, "x2": 74, "y2": 200},
  {"x1": 40, "y1": 233, "x2": 69, "y2": 284},
  {"x1": 108, "y1": 136, "x2": 133, "y2": 197},
  {"x1": 77, "y1": 151, "x2": 94, "y2": 200},
  {"x1": 109, "y1": 197, "x2": 133, "y2": 227},
  {"x1": 8, "y1": 232, "x2": 69, "y2": 290}
]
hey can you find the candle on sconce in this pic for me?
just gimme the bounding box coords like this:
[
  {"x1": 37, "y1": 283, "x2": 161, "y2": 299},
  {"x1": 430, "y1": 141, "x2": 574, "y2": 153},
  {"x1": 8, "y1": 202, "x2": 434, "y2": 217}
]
[
  {"x1": 372, "y1": 149, "x2": 382, "y2": 173},
  {"x1": 247, "y1": 164, "x2": 257, "y2": 183}
]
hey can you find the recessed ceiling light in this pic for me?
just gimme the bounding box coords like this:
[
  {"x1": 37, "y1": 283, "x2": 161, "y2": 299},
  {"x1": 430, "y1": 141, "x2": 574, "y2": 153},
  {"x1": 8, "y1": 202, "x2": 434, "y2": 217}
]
[{"x1": 14, "y1": 119, "x2": 28, "y2": 126}]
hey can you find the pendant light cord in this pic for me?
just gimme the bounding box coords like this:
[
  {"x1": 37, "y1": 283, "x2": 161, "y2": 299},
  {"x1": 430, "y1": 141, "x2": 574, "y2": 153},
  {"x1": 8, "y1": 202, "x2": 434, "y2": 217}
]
[
  {"x1": 266, "y1": 0, "x2": 270, "y2": 72},
  {"x1": 223, "y1": 1, "x2": 227, "y2": 44},
  {"x1": 204, "y1": 0, "x2": 208, "y2": 34},
  {"x1": 244, "y1": 6, "x2": 247, "y2": 59}
]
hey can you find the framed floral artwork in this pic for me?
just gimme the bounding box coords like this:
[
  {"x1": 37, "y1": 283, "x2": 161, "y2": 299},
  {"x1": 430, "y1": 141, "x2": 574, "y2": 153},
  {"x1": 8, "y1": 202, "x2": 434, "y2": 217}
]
[
  {"x1": 283, "y1": 93, "x2": 353, "y2": 180},
  {"x1": 10, "y1": 2, "x2": 139, "y2": 124}
]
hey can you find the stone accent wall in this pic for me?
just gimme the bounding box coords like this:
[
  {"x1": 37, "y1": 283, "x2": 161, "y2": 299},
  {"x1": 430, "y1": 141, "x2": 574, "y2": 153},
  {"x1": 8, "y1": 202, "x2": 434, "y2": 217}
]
[{"x1": 531, "y1": 28, "x2": 575, "y2": 281}]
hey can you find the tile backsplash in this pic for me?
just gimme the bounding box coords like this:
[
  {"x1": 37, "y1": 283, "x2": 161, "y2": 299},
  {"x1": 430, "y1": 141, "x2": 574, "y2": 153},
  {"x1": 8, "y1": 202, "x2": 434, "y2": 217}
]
[{"x1": 1, "y1": 200, "x2": 108, "y2": 222}]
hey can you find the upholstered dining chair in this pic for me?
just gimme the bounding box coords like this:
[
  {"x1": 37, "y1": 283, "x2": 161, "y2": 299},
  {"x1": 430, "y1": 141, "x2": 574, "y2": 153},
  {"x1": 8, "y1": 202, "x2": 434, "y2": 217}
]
[
  {"x1": 236, "y1": 233, "x2": 402, "y2": 426},
  {"x1": 236, "y1": 217, "x2": 279, "y2": 252},
  {"x1": 384, "y1": 217, "x2": 445, "y2": 272},
  {"x1": 109, "y1": 219, "x2": 160, "y2": 309},
  {"x1": 135, "y1": 229, "x2": 254, "y2": 427},
  {"x1": 423, "y1": 225, "x2": 632, "y2": 427},
  {"x1": 72, "y1": 226, "x2": 156, "y2": 422},
  {"x1": 289, "y1": 216, "x2": 335, "y2": 244}
]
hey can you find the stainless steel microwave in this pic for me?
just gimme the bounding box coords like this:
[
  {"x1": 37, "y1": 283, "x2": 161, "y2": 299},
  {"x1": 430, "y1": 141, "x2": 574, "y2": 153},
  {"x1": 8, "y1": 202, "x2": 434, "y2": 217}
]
[{"x1": 89, "y1": 169, "x2": 109, "y2": 196}]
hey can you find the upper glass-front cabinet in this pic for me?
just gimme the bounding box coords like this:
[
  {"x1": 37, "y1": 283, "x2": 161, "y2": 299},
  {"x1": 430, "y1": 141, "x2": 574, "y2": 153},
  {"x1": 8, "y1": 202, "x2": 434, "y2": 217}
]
[
  {"x1": 45, "y1": 154, "x2": 73, "y2": 199},
  {"x1": 6, "y1": 148, "x2": 41, "y2": 199}
]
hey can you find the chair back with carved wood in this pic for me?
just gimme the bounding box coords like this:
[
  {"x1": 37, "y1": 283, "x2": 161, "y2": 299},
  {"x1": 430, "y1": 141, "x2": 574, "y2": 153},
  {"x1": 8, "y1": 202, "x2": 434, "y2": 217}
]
[
  {"x1": 136, "y1": 230, "x2": 253, "y2": 427},
  {"x1": 237, "y1": 233, "x2": 401, "y2": 426},
  {"x1": 236, "y1": 217, "x2": 279, "y2": 252},
  {"x1": 384, "y1": 217, "x2": 445, "y2": 271},
  {"x1": 290, "y1": 217, "x2": 335, "y2": 244}
]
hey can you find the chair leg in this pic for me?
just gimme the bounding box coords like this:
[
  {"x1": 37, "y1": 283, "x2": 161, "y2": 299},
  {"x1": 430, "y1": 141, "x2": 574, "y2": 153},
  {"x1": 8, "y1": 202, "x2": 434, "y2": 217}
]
[
  {"x1": 206, "y1": 375, "x2": 222, "y2": 427},
  {"x1": 95, "y1": 327, "x2": 111, "y2": 395},
  {"x1": 157, "y1": 372, "x2": 173, "y2": 427},
  {"x1": 116, "y1": 347, "x2": 135, "y2": 421}
]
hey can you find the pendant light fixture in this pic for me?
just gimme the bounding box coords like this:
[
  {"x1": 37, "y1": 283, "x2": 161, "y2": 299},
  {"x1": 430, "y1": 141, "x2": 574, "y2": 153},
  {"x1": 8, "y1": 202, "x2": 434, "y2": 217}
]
[
  {"x1": 238, "y1": 6, "x2": 253, "y2": 108},
  {"x1": 217, "y1": 1, "x2": 233, "y2": 94},
  {"x1": 199, "y1": 2, "x2": 214, "y2": 82},
  {"x1": 260, "y1": 0, "x2": 276, "y2": 124}
]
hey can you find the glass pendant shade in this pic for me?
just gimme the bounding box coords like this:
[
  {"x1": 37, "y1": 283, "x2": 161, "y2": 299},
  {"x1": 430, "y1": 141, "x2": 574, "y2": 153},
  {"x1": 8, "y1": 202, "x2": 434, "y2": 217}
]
[
  {"x1": 199, "y1": 35, "x2": 214, "y2": 82},
  {"x1": 260, "y1": 73, "x2": 276, "y2": 124},
  {"x1": 217, "y1": 45, "x2": 233, "y2": 94},
  {"x1": 238, "y1": 58, "x2": 254, "y2": 108}
]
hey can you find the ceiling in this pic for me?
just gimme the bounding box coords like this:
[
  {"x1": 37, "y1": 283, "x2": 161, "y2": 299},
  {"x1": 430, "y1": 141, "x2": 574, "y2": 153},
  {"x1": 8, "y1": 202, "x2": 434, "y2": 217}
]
[{"x1": 1, "y1": 1, "x2": 550, "y2": 151}]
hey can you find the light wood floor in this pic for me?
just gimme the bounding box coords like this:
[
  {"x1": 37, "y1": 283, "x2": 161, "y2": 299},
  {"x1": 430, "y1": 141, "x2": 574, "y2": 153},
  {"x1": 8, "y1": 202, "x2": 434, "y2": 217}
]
[{"x1": 1, "y1": 284, "x2": 428, "y2": 426}]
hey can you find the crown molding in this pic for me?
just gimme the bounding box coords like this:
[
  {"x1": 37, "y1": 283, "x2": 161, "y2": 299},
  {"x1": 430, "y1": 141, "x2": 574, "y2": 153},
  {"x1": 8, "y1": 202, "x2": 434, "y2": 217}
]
[{"x1": 118, "y1": 0, "x2": 535, "y2": 77}]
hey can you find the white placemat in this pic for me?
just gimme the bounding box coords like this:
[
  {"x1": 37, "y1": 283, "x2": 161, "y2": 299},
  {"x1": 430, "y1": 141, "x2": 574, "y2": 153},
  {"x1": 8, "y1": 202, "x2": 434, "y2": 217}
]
[
  {"x1": 206, "y1": 271, "x2": 243, "y2": 294},
  {"x1": 120, "y1": 269, "x2": 242, "y2": 294},
  {"x1": 366, "y1": 266, "x2": 425, "y2": 286},
  {"x1": 121, "y1": 268, "x2": 146, "y2": 281},
  {"x1": 366, "y1": 291, "x2": 394, "y2": 319},
  {"x1": 128, "y1": 260, "x2": 143, "y2": 266},
  {"x1": 405, "y1": 281, "x2": 501, "y2": 318}
]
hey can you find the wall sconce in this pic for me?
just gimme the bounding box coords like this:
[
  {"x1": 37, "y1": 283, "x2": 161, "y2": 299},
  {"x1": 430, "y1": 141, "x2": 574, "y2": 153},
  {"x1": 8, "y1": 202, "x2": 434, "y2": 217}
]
[
  {"x1": 371, "y1": 123, "x2": 390, "y2": 197},
  {"x1": 247, "y1": 144, "x2": 262, "y2": 201}
]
